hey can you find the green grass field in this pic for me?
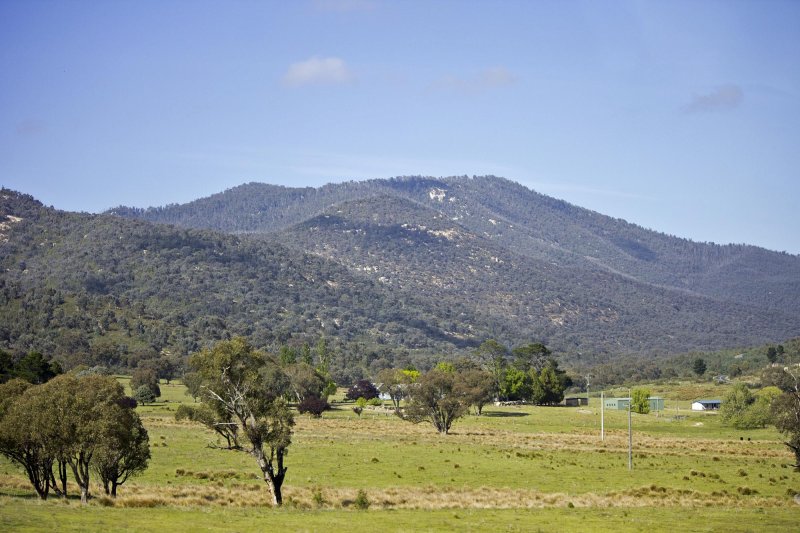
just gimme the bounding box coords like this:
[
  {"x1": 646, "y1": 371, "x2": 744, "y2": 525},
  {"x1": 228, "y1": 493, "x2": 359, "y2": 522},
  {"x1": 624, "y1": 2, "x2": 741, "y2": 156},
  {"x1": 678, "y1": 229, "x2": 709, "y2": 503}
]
[{"x1": 1, "y1": 379, "x2": 798, "y2": 532}]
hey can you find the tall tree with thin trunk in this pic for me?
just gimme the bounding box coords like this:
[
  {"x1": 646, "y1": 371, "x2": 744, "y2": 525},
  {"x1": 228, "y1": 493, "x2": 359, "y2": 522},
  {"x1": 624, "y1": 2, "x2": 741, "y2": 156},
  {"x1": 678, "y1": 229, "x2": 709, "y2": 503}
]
[{"x1": 189, "y1": 338, "x2": 294, "y2": 506}]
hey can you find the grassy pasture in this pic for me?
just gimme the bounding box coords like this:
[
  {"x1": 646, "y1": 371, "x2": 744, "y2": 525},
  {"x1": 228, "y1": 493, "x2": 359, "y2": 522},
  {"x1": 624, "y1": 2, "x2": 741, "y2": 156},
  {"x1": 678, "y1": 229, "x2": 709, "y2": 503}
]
[{"x1": 1, "y1": 380, "x2": 798, "y2": 532}]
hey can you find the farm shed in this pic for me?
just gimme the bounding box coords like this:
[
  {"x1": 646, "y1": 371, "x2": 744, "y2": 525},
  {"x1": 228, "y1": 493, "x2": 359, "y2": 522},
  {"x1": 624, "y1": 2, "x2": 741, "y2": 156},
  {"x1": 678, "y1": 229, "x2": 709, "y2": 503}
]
[
  {"x1": 604, "y1": 397, "x2": 664, "y2": 411},
  {"x1": 564, "y1": 397, "x2": 589, "y2": 407},
  {"x1": 604, "y1": 398, "x2": 630, "y2": 410},
  {"x1": 691, "y1": 399, "x2": 722, "y2": 411},
  {"x1": 649, "y1": 397, "x2": 665, "y2": 411}
]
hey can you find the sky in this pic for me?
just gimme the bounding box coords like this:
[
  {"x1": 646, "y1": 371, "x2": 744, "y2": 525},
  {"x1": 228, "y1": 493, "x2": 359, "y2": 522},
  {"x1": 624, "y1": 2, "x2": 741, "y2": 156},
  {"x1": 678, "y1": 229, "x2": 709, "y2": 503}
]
[{"x1": 1, "y1": 0, "x2": 799, "y2": 254}]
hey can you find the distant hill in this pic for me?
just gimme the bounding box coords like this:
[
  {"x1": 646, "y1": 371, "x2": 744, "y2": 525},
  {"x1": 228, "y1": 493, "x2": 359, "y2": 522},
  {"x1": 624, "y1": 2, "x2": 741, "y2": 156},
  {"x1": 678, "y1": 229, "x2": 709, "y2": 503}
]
[
  {"x1": 111, "y1": 176, "x2": 800, "y2": 338},
  {"x1": 1, "y1": 176, "x2": 798, "y2": 381},
  {"x1": 110, "y1": 176, "x2": 800, "y2": 315}
]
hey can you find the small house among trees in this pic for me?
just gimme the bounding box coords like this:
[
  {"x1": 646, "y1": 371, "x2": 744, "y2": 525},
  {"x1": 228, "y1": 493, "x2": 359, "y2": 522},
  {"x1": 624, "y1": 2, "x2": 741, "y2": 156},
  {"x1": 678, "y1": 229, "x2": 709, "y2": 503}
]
[{"x1": 692, "y1": 399, "x2": 722, "y2": 411}]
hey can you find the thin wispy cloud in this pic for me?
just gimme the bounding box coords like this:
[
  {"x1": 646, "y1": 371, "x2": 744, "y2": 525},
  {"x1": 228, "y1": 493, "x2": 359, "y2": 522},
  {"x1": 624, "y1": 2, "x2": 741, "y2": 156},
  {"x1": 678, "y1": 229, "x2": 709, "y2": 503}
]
[
  {"x1": 683, "y1": 85, "x2": 743, "y2": 113},
  {"x1": 282, "y1": 56, "x2": 355, "y2": 87},
  {"x1": 430, "y1": 66, "x2": 517, "y2": 94},
  {"x1": 312, "y1": 0, "x2": 377, "y2": 12}
]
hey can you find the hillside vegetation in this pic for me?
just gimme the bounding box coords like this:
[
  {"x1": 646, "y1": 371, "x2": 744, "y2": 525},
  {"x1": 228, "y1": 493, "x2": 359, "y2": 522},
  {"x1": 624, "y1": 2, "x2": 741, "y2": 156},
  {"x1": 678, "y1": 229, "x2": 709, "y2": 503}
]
[{"x1": 2, "y1": 176, "x2": 799, "y2": 378}]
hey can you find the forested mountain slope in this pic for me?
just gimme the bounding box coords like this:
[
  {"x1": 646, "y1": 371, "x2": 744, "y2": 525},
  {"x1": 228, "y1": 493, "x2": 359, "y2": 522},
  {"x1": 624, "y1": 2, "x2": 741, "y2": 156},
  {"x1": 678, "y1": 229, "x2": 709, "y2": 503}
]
[
  {"x1": 0, "y1": 190, "x2": 476, "y2": 380},
  {"x1": 278, "y1": 194, "x2": 798, "y2": 356},
  {"x1": 2, "y1": 174, "x2": 798, "y2": 378},
  {"x1": 111, "y1": 176, "x2": 800, "y2": 316}
]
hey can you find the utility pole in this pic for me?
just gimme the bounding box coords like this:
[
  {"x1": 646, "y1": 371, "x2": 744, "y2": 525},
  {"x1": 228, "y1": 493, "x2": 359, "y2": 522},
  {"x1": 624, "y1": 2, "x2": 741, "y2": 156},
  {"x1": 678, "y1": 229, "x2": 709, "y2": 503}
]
[
  {"x1": 600, "y1": 390, "x2": 605, "y2": 441},
  {"x1": 628, "y1": 388, "x2": 632, "y2": 471}
]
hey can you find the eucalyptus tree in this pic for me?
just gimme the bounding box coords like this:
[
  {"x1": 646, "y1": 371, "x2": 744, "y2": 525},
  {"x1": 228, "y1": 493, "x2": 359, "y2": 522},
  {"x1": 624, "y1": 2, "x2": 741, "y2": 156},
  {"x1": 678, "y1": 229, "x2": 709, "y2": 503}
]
[
  {"x1": 400, "y1": 367, "x2": 470, "y2": 434},
  {"x1": 93, "y1": 403, "x2": 150, "y2": 497},
  {"x1": 0, "y1": 379, "x2": 54, "y2": 499},
  {"x1": 769, "y1": 367, "x2": 800, "y2": 470},
  {"x1": 189, "y1": 338, "x2": 294, "y2": 506},
  {"x1": 43, "y1": 374, "x2": 135, "y2": 503}
]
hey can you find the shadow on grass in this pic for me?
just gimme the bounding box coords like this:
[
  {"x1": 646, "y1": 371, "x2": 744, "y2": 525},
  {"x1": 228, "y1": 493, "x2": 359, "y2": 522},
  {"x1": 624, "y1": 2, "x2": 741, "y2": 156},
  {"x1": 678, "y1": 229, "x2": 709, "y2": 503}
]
[
  {"x1": 480, "y1": 411, "x2": 529, "y2": 418},
  {"x1": 0, "y1": 490, "x2": 51, "y2": 500}
]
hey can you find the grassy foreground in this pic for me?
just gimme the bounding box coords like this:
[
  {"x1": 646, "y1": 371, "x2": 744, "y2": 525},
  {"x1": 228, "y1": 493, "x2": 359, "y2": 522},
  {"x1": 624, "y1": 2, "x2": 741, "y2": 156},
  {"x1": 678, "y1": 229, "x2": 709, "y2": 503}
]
[
  {"x1": 1, "y1": 501, "x2": 796, "y2": 533},
  {"x1": 1, "y1": 379, "x2": 798, "y2": 532}
]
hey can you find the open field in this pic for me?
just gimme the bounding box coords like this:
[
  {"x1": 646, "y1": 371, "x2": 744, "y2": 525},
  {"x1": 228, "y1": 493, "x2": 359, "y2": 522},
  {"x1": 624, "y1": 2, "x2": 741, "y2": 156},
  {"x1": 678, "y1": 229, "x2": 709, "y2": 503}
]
[{"x1": 1, "y1": 380, "x2": 798, "y2": 532}]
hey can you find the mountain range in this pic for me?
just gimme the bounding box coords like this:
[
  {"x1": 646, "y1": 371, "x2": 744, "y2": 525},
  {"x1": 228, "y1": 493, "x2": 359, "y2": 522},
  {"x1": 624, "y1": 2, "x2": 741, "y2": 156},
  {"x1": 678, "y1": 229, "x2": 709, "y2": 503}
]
[{"x1": 2, "y1": 176, "x2": 798, "y2": 380}]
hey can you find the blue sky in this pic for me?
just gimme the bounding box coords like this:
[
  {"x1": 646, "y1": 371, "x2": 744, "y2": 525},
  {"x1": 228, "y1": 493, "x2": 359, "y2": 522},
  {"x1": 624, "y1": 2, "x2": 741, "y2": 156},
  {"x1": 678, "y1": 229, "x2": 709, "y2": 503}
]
[{"x1": 1, "y1": 0, "x2": 798, "y2": 253}]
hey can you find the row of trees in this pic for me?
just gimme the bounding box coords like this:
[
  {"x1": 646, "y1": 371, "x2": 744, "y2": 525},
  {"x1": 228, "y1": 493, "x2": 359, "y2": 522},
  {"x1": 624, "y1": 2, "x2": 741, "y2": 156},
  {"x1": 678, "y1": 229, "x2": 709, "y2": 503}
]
[
  {"x1": 0, "y1": 374, "x2": 150, "y2": 502},
  {"x1": 475, "y1": 340, "x2": 571, "y2": 405}
]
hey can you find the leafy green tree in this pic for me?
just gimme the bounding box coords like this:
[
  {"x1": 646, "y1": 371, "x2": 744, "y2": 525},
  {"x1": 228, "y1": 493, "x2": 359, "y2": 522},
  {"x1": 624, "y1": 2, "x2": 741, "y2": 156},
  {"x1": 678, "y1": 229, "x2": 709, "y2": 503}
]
[
  {"x1": 316, "y1": 338, "x2": 331, "y2": 375},
  {"x1": 511, "y1": 343, "x2": 551, "y2": 372},
  {"x1": 501, "y1": 367, "x2": 532, "y2": 401},
  {"x1": 0, "y1": 379, "x2": 53, "y2": 499},
  {"x1": 0, "y1": 350, "x2": 13, "y2": 383},
  {"x1": 692, "y1": 358, "x2": 707, "y2": 377},
  {"x1": 460, "y1": 368, "x2": 495, "y2": 415},
  {"x1": 537, "y1": 361, "x2": 567, "y2": 405},
  {"x1": 92, "y1": 401, "x2": 150, "y2": 497},
  {"x1": 631, "y1": 388, "x2": 651, "y2": 414},
  {"x1": 720, "y1": 383, "x2": 756, "y2": 429},
  {"x1": 346, "y1": 379, "x2": 379, "y2": 401},
  {"x1": 770, "y1": 367, "x2": 800, "y2": 470},
  {"x1": 130, "y1": 367, "x2": 161, "y2": 398},
  {"x1": 401, "y1": 368, "x2": 420, "y2": 382},
  {"x1": 400, "y1": 369, "x2": 469, "y2": 434},
  {"x1": 762, "y1": 366, "x2": 797, "y2": 392},
  {"x1": 47, "y1": 374, "x2": 131, "y2": 504},
  {"x1": 0, "y1": 374, "x2": 137, "y2": 503},
  {"x1": 134, "y1": 385, "x2": 156, "y2": 405},
  {"x1": 353, "y1": 397, "x2": 366, "y2": 417},
  {"x1": 300, "y1": 343, "x2": 313, "y2": 365},
  {"x1": 285, "y1": 362, "x2": 330, "y2": 404},
  {"x1": 189, "y1": 338, "x2": 294, "y2": 506},
  {"x1": 278, "y1": 345, "x2": 297, "y2": 366},
  {"x1": 182, "y1": 371, "x2": 203, "y2": 401},
  {"x1": 13, "y1": 351, "x2": 61, "y2": 384}
]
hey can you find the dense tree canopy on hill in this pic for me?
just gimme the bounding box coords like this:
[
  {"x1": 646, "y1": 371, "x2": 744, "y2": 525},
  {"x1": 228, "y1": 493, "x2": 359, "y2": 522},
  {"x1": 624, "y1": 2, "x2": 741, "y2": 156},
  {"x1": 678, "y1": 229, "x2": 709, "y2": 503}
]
[{"x1": 2, "y1": 176, "x2": 800, "y2": 383}]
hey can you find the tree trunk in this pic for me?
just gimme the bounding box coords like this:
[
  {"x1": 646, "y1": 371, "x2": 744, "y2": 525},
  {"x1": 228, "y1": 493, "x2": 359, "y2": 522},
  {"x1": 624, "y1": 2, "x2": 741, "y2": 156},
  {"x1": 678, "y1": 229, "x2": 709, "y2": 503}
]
[
  {"x1": 111, "y1": 481, "x2": 118, "y2": 498},
  {"x1": 252, "y1": 444, "x2": 287, "y2": 507},
  {"x1": 24, "y1": 461, "x2": 50, "y2": 500},
  {"x1": 68, "y1": 452, "x2": 92, "y2": 504},
  {"x1": 265, "y1": 474, "x2": 282, "y2": 506}
]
